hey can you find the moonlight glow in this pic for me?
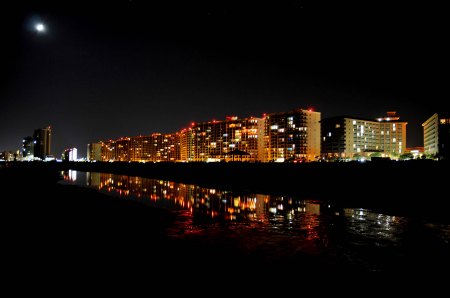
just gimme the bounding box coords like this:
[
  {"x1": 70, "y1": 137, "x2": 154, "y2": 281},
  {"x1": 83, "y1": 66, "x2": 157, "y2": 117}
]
[{"x1": 35, "y1": 23, "x2": 45, "y2": 32}]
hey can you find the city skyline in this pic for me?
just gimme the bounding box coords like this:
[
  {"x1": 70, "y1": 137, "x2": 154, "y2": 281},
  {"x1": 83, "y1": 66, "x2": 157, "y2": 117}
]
[{"x1": 1, "y1": 1, "x2": 447, "y2": 156}]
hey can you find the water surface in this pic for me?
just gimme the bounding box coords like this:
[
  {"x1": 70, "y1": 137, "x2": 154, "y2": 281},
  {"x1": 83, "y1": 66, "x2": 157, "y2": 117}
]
[{"x1": 61, "y1": 170, "x2": 450, "y2": 272}]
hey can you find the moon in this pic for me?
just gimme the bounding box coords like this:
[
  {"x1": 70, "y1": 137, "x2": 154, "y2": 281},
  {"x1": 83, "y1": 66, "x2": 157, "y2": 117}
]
[{"x1": 35, "y1": 23, "x2": 45, "y2": 33}]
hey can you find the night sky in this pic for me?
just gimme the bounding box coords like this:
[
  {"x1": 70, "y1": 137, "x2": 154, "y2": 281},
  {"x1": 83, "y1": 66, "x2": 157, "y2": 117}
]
[{"x1": 1, "y1": 1, "x2": 447, "y2": 157}]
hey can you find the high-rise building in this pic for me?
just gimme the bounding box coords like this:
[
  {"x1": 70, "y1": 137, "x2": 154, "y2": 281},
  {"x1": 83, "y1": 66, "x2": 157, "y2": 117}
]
[
  {"x1": 101, "y1": 140, "x2": 116, "y2": 161},
  {"x1": 87, "y1": 142, "x2": 102, "y2": 161},
  {"x1": 22, "y1": 136, "x2": 34, "y2": 159},
  {"x1": 377, "y1": 112, "x2": 407, "y2": 157},
  {"x1": 422, "y1": 113, "x2": 450, "y2": 160},
  {"x1": 321, "y1": 112, "x2": 407, "y2": 160},
  {"x1": 264, "y1": 109, "x2": 321, "y2": 162},
  {"x1": 182, "y1": 116, "x2": 265, "y2": 162},
  {"x1": 33, "y1": 126, "x2": 51, "y2": 160},
  {"x1": 63, "y1": 148, "x2": 78, "y2": 161},
  {"x1": 96, "y1": 134, "x2": 181, "y2": 162},
  {"x1": 128, "y1": 134, "x2": 180, "y2": 162},
  {"x1": 90, "y1": 108, "x2": 327, "y2": 163},
  {"x1": 180, "y1": 128, "x2": 195, "y2": 162}
]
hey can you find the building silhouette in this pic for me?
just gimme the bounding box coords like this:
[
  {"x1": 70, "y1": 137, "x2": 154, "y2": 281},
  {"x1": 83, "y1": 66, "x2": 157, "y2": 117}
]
[
  {"x1": 22, "y1": 136, "x2": 34, "y2": 159},
  {"x1": 33, "y1": 126, "x2": 51, "y2": 160}
]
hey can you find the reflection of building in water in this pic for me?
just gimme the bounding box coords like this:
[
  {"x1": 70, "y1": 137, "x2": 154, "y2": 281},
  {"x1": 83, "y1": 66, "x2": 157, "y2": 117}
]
[
  {"x1": 305, "y1": 202, "x2": 320, "y2": 215},
  {"x1": 255, "y1": 194, "x2": 268, "y2": 219},
  {"x1": 79, "y1": 173, "x2": 333, "y2": 231},
  {"x1": 344, "y1": 208, "x2": 398, "y2": 226},
  {"x1": 86, "y1": 173, "x2": 274, "y2": 221},
  {"x1": 63, "y1": 169, "x2": 77, "y2": 181},
  {"x1": 86, "y1": 172, "x2": 100, "y2": 187}
]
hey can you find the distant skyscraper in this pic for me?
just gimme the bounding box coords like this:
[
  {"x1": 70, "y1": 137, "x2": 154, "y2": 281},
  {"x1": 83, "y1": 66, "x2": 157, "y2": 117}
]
[
  {"x1": 22, "y1": 136, "x2": 34, "y2": 159},
  {"x1": 33, "y1": 126, "x2": 51, "y2": 160},
  {"x1": 422, "y1": 113, "x2": 450, "y2": 160}
]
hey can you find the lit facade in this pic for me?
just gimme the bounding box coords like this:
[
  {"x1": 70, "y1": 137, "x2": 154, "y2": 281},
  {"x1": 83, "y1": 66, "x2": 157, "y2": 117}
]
[
  {"x1": 377, "y1": 112, "x2": 407, "y2": 157},
  {"x1": 87, "y1": 142, "x2": 102, "y2": 161},
  {"x1": 98, "y1": 134, "x2": 180, "y2": 162},
  {"x1": 181, "y1": 116, "x2": 265, "y2": 162},
  {"x1": 321, "y1": 112, "x2": 407, "y2": 159},
  {"x1": 101, "y1": 140, "x2": 116, "y2": 161},
  {"x1": 63, "y1": 148, "x2": 78, "y2": 161},
  {"x1": 33, "y1": 126, "x2": 51, "y2": 160},
  {"x1": 422, "y1": 113, "x2": 450, "y2": 160},
  {"x1": 264, "y1": 109, "x2": 321, "y2": 162},
  {"x1": 91, "y1": 109, "x2": 327, "y2": 163}
]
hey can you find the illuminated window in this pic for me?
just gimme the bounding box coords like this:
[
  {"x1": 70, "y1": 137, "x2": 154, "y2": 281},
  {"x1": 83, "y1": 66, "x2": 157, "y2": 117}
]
[
  {"x1": 335, "y1": 124, "x2": 340, "y2": 128},
  {"x1": 328, "y1": 132, "x2": 331, "y2": 137},
  {"x1": 353, "y1": 120, "x2": 356, "y2": 125},
  {"x1": 393, "y1": 138, "x2": 396, "y2": 143},
  {"x1": 271, "y1": 125, "x2": 278, "y2": 130}
]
